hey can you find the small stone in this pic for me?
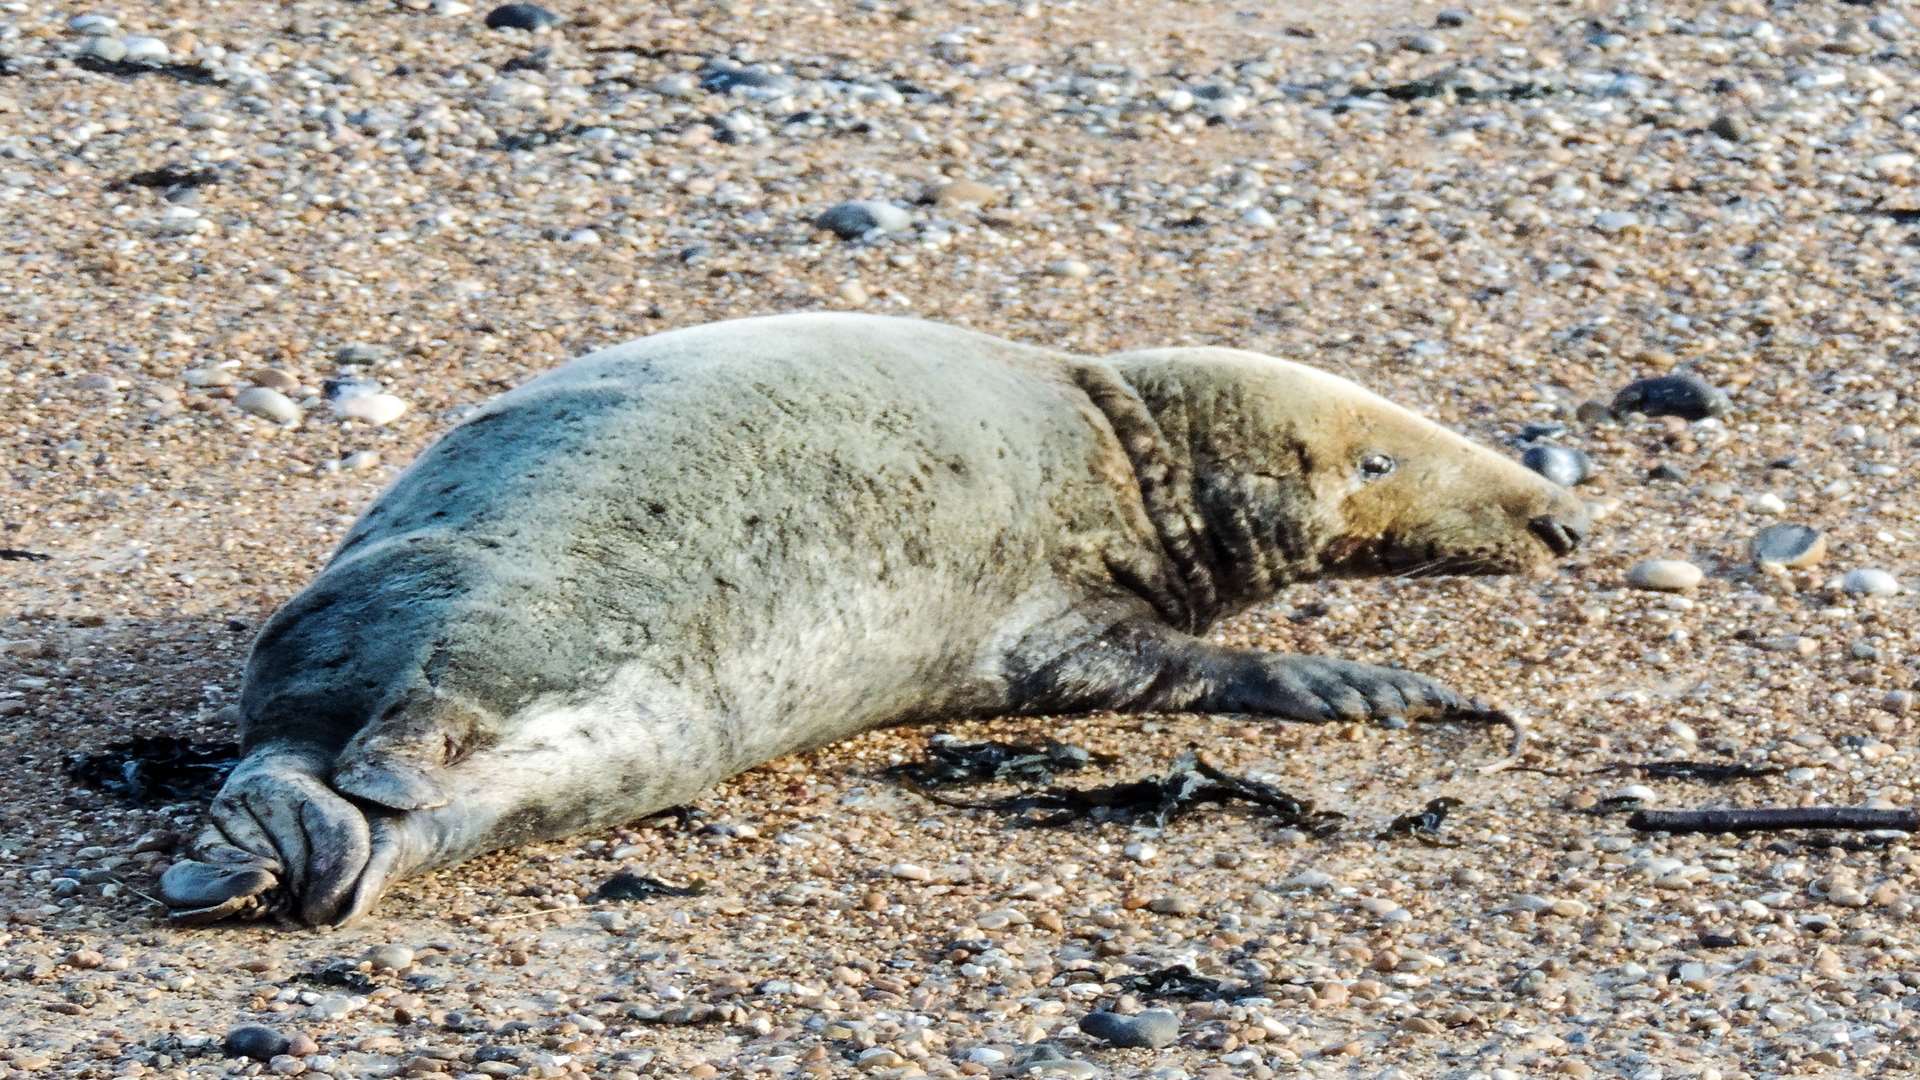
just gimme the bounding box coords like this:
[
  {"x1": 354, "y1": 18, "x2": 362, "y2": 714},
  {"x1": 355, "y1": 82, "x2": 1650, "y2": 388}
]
[
  {"x1": 1842, "y1": 569, "x2": 1900, "y2": 597},
  {"x1": 1883, "y1": 691, "x2": 1914, "y2": 716},
  {"x1": 69, "y1": 14, "x2": 119, "y2": 34},
  {"x1": 1079, "y1": 1009, "x2": 1180, "y2": 1049},
  {"x1": 1708, "y1": 114, "x2": 1748, "y2": 142},
  {"x1": 485, "y1": 3, "x2": 559, "y2": 31},
  {"x1": 1522, "y1": 444, "x2": 1592, "y2": 487},
  {"x1": 341, "y1": 451, "x2": 381, "y2": 472},
  {"x1": 930, "y1": 180, "x2": 1000, "y2": 209},
  {"x1": 332, "y1": 392, "x2": 409, "y2": 426},
  {"x1": 247, "y1": 369, "x2": 301, "y2": 394},
  {"x1": 1612, "y1": 374, "x2": 1728, "y2": 421},
  {"x1": 1594, "y1": 211, "x2": 1639, "y2": 234},
  {"x1": 181, "y1": 365, "x2": 234, "y2": 386},
  {"x1": 225, "y1": 1025, "x2": 292, "y2": 1062},
  {"x1": 1750, "y1": 524, "x2": 1825, "y2": 568},
  {"x1": 334, "y1": 343, "x2": 392, "y2": 366},
  {"x1": 1240, "y1": 207, "x2": 1278, "y2": 230},
  {"x1": 80, "y1": 36, "x2": 127, "y2": 62},
  {"x1": 816, "y1": 201, "x2": 911, "y2": 239},
  {"x1": 235, "y1": 387, "x2": 302, "y2": 425},
  {"x1": 1435, "y1": 9, "x2": 1469, "y2": 27},
  {"x1": 268, "y1": 1055, "x2": 307, "y2": 1076},
  {"x1": 120, "y1": 35, "x2": 170, "y2": 62},
  {"x1": 889, "y1": 862, "x2": 931, "y2": 881},
  {"x1": 1402, "y1": 33, "x2": 1445, "y2": 54},
  {"x1": 1628, "y1": 559, "x2": 1703, "y2": 592},
  {"x1": 367, "y1": 944, "x2": 414, "y2": 971},
  {"x1": 1752, "y1": 492, "x2": 1788, "y2": 514},
  {"x1": 1046, "y1": 259, "x2": 1092, "y2": 279}
]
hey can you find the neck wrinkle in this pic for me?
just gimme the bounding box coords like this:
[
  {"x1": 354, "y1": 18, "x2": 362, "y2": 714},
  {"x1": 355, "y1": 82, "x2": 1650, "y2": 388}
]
[{"x1": 1071, "y1": 362, "x2": 1224, "y2": 634}]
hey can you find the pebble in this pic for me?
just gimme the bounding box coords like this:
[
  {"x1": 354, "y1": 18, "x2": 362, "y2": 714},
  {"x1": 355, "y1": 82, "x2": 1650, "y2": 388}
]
[
  {"x1": 225, "y1": 1025, "x2": 292, "y2": 1061},
  {"x1": 1594, "y1": 211, "x2": 1639, "y2": 234},
  {"x1": 1628, "y1": 559, "x2": 1703, "y2": 592},
  {"x1": 79, "y1": 35, "x2": 127, "y2": 62},
  {"x1": 1709, "y1": 114, "x2": 1748, "y2": 142},
  {"x1": 334, "y1": 343, "x2": 392, "y2": 366},
  {"x1": 235, "y1": 387, "x2": 302, "y2": 425},
  {"x1": 119, "y1": 35, "x2": 170, "y2": 63},
  {"x1": 1435, "y1": 9, "x2": 1469, "y2": 27},
  {"x1": 1611, "y1": 374, "x2": 1729, "y2": 421},
  {"x1": 367, "y1": 944, "x2": 415, "y2": 971},
  {"x1": 1522, "y1": 444, "x2": 1592, "y2": 487},
  {"x1": 1403, "y1": 33, "x2": 1445, "y2": 54},
  {"x1": 931, "y1": 180, "x2": 1000, "y2": 209},
  {"x1": 332, "y1": 391, "x2": 409, "y2": 426},
  {"x1": 1842, "y1": 568, "x2": 1899, "y2": 597},
  {"x1": 1079, "y1": 1009, "x2": 1180, "y2": 1049},
  {"x1": 1750, "y1": 523, "x2": 1825, "y2": 568},
  {"x1": 1046, "y1": 259, "x2": 1093, "y2": 278},
  {"x1": 485, "y1": 3, "x2": 559, "y2": 31},
  {"x1": 816, "y1": 201, "x2": 911, "y2": 239}
]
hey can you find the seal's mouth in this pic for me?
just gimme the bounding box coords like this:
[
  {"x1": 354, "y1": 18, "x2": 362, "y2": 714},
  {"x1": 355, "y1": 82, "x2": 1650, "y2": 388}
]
[
  {"x1": 1527, "y1": 514, "x2": 1584, "y2": 557},
  {"x1": 1320, "y1": 535, "x2": 1524, "y2": 579}
]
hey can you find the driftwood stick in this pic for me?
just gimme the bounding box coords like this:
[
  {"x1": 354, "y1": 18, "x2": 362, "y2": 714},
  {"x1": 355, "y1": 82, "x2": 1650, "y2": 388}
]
[{"x1": 1629, "y1": 807, "x2": 1920, "y2": 835}]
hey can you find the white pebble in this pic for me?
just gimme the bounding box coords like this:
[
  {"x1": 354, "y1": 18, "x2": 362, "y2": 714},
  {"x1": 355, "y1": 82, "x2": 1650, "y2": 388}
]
[
  {"x1": 1842, "y1": 568, "x2": 1899, "y2": 597},
  {"x1": 332, "y1": 392, "x2": 409, "y2": 426},
  {"x1": 236, "y1": 387, "x2": 301, "y2": 425},
  {"x1": 120, "y1": 35, "x2": 171, "y2": 63},
  {"x1": 1627, "y1": 559, "x2": 1703, "y2": 592}
]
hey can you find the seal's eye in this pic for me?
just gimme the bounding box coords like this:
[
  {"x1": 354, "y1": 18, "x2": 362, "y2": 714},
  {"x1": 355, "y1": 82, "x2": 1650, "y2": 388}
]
[{"x1": 1358, "y1": 453, "x2": 1397, "y2": 481}]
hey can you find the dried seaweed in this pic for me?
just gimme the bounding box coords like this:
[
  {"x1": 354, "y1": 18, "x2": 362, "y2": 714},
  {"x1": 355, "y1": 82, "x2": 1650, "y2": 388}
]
[
  {"x1": 65, "y1": 736, "x2": 240, "y2": 803},
  {"x1": 1378, "y1": 797, "x2": 1462, "y2": 840},
  {"x1": 0, "y1": 549, "x2": 51, "y2": 562},
  {"x1": 1113, "y1": 964, "x2": 1261, "y2": 1002},
  {"x1": 592, "y1": 871, "x2": 706, "y2": 902},
  {"x1": 117, "y1": 164, "x2": 220, "y2": 190},
  {"x1": 887, "y1": 737, "x2": 1112, "y2": 788},
  {"x1": 74, "y1": 56, "x2": 221, "y2": 84},
  {"x1": 1633, "y1": 761, "x2": 1783, "y2": 783},
  {"x1": 915, "y1": 750, "x2": 1343, "y2": 834},
  {"x1": 297, "y1": 963, "x2": 376, "y2": 995}
]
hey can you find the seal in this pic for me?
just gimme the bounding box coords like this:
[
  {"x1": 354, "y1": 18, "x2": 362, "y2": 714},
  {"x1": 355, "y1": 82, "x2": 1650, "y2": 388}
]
[{"x1": 159, "y1": 313, "x2": 1589, "y2": 926}]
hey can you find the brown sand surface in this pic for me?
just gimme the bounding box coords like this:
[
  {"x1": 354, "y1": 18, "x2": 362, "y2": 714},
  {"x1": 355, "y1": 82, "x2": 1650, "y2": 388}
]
[{"x1": 1, "y1": 0, "x2": 1917, "y2": 1076}]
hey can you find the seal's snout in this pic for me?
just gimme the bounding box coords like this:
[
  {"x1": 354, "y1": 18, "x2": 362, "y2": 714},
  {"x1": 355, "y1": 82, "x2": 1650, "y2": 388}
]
[{"x1": 1528, "y1": 512, "x2": 1585, "y2": 556}]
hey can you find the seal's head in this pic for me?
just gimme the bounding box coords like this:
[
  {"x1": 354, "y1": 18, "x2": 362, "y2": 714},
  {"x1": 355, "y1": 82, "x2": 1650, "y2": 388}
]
[{"x1": 1110, "y1": 348, "x2": 1589, "y2": 589}]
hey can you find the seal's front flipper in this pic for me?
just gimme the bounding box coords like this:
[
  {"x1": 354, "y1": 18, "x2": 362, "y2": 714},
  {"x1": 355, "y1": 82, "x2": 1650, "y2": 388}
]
[
  {"x1": 1201, "y1": 653, "x2": 1481, "y2": 724},
  {"x1": 1006, "y1": 614, "x2": 1485, "y2": 725},
  {"x1": 328, "y1": 694, "x2": 488, "y2": 811}
]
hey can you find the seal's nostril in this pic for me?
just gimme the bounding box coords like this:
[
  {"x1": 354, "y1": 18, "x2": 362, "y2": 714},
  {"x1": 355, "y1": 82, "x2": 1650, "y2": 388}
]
[{"x1": 1528, "y1": 514, "x2": 1581, "y2": 556}]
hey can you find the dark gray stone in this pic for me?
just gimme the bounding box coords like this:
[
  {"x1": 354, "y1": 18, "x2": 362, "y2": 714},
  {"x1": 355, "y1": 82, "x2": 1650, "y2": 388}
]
[
  {"x1": 1611, "y1": 374, "x2": 1729, "y2": 421},
  {"x1": 1522, "y1": 444, "x2": 1592, "y2": 487},
  {"x1": 484, "y1": 4, "x2": 559, "y2": 31},
  {"x1": 224, "y1": 1025, "x2": 291, "y2": 1062},
  {"x1": 1751, "y1": 523, "x2": 1825, "y2": 567},
  {"x1": 815, "y1": 200, "x2": 910, "y2": 240},
  {"x1": 1079, "y1": 1008, "x2": 1180, "y2": 1049}
]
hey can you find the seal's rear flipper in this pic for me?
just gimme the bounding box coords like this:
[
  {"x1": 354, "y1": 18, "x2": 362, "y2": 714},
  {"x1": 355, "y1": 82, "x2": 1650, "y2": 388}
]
[
  {"x1": 158, "y1": 849, "x2": 280, "y2": 925},
  {"x1": 162, "y1": 742, "x2": 376, "y2": 927}
]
